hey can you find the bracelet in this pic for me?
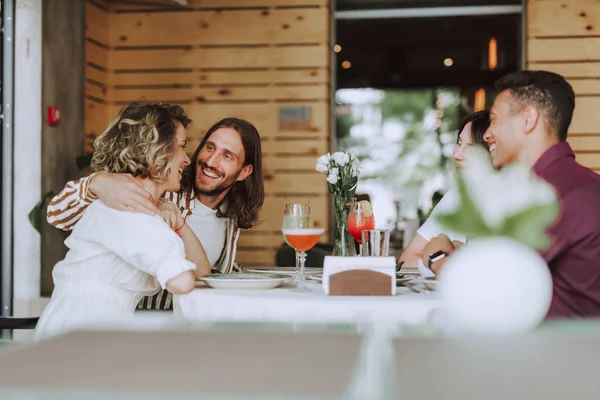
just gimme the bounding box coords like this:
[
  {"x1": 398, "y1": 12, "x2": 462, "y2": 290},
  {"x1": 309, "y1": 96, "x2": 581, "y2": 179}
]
[
  {"x1": 428, "y1": 250, "x2": 447, "y2": 269},
  {"x1": 174, "y1": 219, "x2": 186, "y2": 237}
]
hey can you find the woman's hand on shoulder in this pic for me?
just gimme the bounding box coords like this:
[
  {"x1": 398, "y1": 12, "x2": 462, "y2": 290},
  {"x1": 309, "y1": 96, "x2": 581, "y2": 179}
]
[{"x1": 158, "y1": 201, "x2": 184, "y2": 230}]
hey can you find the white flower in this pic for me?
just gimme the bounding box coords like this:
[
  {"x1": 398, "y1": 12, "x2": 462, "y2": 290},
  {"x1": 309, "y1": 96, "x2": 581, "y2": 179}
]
[
  {"x1": 315, "y1": 153, "x2": 331, "y2": 174},
  {"x1": 315, "y1": 163, "x2": 329, "y2": 173},
  {"x1": 351, "y1": 164, "x2": 362, "y2": 177},
  {"x1": 327, "y1": 167, "x2": 339, "y2": 184},
  {"x1": 331, "y1": 151, "x2": 350, "y2": 166},
  {"x1": 460, "y1": 146, "x2": 558, "y2": 229}
]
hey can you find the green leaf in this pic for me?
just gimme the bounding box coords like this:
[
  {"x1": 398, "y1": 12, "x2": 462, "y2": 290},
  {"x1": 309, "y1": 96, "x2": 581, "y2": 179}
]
[
  {"x1": 435, "y1": 173, "x2": 495, "y2": 238},
  {"x1": 500, "y1": 202, "x2": 560, "y2": 250}
]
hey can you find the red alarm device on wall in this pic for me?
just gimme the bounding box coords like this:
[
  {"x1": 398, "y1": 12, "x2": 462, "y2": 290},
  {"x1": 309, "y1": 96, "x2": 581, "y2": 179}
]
[{"x1": 47, "y1": 106, "x2": 61, "y2": 126}]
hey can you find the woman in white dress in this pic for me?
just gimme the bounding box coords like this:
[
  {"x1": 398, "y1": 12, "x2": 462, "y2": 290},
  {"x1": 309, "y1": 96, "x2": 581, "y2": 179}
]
[
  {"x1": 398, "y1": 110, "x2": 491, "y2": 269},
  {"x1": 35, "y1": 103, "x2": 211, "y2": 340}
]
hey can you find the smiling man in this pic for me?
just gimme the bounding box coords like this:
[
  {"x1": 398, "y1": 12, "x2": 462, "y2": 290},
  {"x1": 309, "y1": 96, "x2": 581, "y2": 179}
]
[
  {"x1": 47, "y1": 117, "x2": 265, "y2": 310},
  {"x1": 423, "y1": 70, "x2": 600, "y2": 318}
]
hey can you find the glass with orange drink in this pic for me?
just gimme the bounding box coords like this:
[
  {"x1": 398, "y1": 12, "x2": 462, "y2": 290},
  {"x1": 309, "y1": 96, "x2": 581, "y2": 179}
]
[{"x1": 281, "y1": 204, "x2": 323, "y2": 289}]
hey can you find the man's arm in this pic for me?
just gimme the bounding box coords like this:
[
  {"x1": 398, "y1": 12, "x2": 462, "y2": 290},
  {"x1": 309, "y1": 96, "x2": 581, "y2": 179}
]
[{"x1": 47, "y1": 172, "x2": 160, "y2": 231}]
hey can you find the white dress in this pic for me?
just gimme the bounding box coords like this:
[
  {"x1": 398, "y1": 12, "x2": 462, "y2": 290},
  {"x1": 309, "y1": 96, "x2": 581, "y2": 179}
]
[
  {"x1": 417, "y1": 187, "x2": 467, "y2": 243},
  {"x1": 34, "y1": 201, "x2": 196, "y2": 341}
]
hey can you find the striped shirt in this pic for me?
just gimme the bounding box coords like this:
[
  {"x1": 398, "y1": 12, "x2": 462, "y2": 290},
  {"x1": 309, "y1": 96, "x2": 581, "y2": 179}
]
[{"x1": 46, "y1": 173, "x2": 241, "y2": 310}]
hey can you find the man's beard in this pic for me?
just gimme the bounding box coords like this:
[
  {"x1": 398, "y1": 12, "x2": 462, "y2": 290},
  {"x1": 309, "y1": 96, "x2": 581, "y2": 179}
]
[
  {"x1": 196, "y1": 178, "x2": 238, "y2": 197},
  {"x1": 195, "y1": 163, "x2": 241, "y2": 197}
]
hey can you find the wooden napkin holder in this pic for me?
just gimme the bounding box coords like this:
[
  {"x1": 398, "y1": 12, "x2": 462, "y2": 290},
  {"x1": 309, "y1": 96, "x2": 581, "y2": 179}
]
[{"x1": 323, "y1": 256, "x2": 397, "y2": 296}]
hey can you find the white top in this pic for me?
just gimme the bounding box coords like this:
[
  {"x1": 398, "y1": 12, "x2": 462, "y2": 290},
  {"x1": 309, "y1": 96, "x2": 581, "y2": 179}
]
[
  {"x1": 34, "y1": 201, "x2": 196, "y2": 340},
  {"x1": 417, "y1": 187, "x2": 467, "y2": 243},
  {"x1": 186, "y1": 199, "x2": 227, "y2": 267}
]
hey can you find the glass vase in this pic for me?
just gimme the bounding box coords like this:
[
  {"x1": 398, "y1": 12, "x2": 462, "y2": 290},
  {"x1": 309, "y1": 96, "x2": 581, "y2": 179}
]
[{"x1": 332, "y1": 193, "x2": 357, "y2": 256}]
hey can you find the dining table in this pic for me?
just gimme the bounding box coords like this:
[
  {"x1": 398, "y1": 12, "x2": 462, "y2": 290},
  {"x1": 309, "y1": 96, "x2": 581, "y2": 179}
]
[{"x1": 174, "y1": 279, "x2": 440, "y2": 326}]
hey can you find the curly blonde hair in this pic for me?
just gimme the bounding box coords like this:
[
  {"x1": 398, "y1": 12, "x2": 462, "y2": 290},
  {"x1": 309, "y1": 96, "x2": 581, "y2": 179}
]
[{"x1": 91, "y1": 102, "x2": 191, "y2": 182}]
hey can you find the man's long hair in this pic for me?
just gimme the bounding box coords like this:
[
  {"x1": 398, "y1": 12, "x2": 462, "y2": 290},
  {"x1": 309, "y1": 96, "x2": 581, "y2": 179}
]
[{"x1": 180, "y1": 117, "x2": 264, "y2": 229}]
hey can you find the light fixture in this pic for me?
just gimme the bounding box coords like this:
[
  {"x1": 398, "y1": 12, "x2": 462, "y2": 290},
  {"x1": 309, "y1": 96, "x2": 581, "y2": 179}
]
[
  {"x1": 443, "y1": 58, "x2": 454, "y2": 67},
  {"x1": 341, "y1": 60, "x2": 351, "y2": 69},
  {"x1": 474, "y1": 88, "x2": 486, "y2": 112},
  {"x1": 334, "y1": 44, "x2": 342, "y2": 53},
  {"x1": 488, "y1": 37, "x2": 498, "y2": 71}
]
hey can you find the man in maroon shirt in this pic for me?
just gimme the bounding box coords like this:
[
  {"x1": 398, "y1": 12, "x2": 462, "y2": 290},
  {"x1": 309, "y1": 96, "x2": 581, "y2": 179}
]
[{"x1": 424, "y1": 70, "x2": 600, "y2": 318}]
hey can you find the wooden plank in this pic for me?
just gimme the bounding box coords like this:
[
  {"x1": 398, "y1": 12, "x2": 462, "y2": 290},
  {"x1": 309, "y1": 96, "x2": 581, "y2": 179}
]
[
  {"x1": 569, "y1": 135, "x2": 600, "y2": 152},
  {"x1": 112, "y1": 71, "x2": 195, "y2": 86},
  {"x1": 86, "y1": 65, "x2": 108, "y2": 85},
  {"x1": 576, "y1": 153, "x2": 600, "y2": 169},
  {"x1": 86, "y1": 82, "x2": 107, "y2": 100},
  {"x1": 264, "y1": 155, "x2": 319, "y2": 171},
  {"x1": 110, "y1": 68, "x2": 328, "y2": 86},
  {"x1": 527, "y1": 62, "x2": 600, "y2": 78},
  {"x1": 85, "y1": 100, "x2": 109, "y2": 137},
  {"x1": 109, "y1": 9, "x2": 328, "y2": 46},
  {"x1": 187, "y1": 137, "x2": 329, "y2": 159},
  {"x1": 237, "y1": 232, "x2": 285, "y2": 248},
  {"x1": 569, "y1": 79, "x2": 600, "y2": 96},
  {"x1": 528, "y1": 0, "x2": 600, "y2": 38},
  {"x1": 196, "y1": 85, "x2": 327, "y2": 102},
  {"x1": 108, "y1": 0, "x2": 328, "y2": 11},
  {"x1": 86, "y1": 0, "x2": 108, "y2": 44},
  {"x1": 570, "y1": 97, "x2": 600, "y2": 133},
  {"x1": 199, "y1": 69, "x2": 328, "y2": 85},
  {"x1": 86, "y1": 41, "x2": 108, "y2": 69},
  {"x1": 235, "y1": 249, "x2": 277, "y2": 266},
  {"x1": 264, "y1": 171, "x2": 327, "y2": 195},
  {"x1": 110, "y1": 45, "x2": 328, "y2": 69},
  {"x1": 120, "y1": 102, "x2": 329, "y2": 144},
  {"x1": 529, "y1": 38, "x2": 600, "y2": 62},
  {"x1": 110, "y1": 87, "x2": 195, "y2": 103},
  {"x1": 109, "y1": 84, "x2": 327, "y2": 103},
  {"x1": 262, "y1": 138, "x2": 328, "y2": 155},
  {"x1": 187, "y1": 103, "x2": 327, "y2": 138}
]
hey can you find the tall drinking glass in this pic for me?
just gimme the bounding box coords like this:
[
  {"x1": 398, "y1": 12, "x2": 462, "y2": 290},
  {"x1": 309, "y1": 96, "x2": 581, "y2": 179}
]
[{"x1": 347, "y1": 200, "x2": 375, "y2": 255}]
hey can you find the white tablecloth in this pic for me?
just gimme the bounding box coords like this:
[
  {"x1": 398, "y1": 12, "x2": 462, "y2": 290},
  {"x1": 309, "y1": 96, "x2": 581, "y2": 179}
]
[{"x1": 174, "y1": 282, "x2": 441, "y2": 325}]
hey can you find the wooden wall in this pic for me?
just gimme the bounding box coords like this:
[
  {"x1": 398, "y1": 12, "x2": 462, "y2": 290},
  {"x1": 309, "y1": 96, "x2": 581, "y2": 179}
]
[
  {"x1": 528, "y1": 0, "x2": 600, "y2": 172},
  {"x1": 86, "y1": 0, "x2": 110, "y2": 153},
  {"x1": 85, "y1": 0, "x2": 332, "y2": 267},
  {"x1": 41, "y1": 0, "x2": 86, "y2": 295}
]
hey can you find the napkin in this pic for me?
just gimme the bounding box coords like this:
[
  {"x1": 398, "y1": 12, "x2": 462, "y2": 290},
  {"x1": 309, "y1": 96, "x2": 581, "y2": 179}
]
[
  {"x1": 417, "y1": 259, "x2": 436, "y2": 278},
  {"x1": 323, "y1": 256, "x2": 397, "y2": 295}
]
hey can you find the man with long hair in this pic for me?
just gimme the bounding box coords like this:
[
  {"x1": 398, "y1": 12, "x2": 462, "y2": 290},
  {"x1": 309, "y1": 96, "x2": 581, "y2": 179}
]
[{"x1": 47, "y1": 116, "x2": 265, "y2": 310}]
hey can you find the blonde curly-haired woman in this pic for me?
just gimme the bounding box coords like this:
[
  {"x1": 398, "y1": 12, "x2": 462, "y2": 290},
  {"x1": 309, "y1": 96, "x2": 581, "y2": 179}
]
[{"x1": 34, "y1": 102, "x2": 211, "y2": 341}]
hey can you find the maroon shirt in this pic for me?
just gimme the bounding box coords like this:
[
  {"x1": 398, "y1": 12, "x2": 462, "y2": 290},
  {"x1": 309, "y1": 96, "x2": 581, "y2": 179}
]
[{"x1": 532, "y1": 142, "x2": 600, "y2": 318}]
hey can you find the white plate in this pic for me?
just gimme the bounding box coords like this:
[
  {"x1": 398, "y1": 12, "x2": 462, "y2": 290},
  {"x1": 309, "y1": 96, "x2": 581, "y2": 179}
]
[
  {"x1": 248, "y1": 267, "x2": 322, "y2": 276},
  {"x1": 307, "y1": 274, "x2": 322, "y2": 282},
  {"x1": 202, "y1": 273, "x2": 285, "y2": 290}
]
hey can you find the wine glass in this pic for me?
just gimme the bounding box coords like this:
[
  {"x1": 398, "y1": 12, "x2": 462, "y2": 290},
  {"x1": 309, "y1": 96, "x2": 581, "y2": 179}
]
[
  {"x1": 282, "y1": 203, "x2": 310, "y2": 279},
  {"x1": 347, "y1": 200, "x2": 375, "y2": 255},
  {"x1": 282, "y1": 204, "x2": 324, "y2": 291}
]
